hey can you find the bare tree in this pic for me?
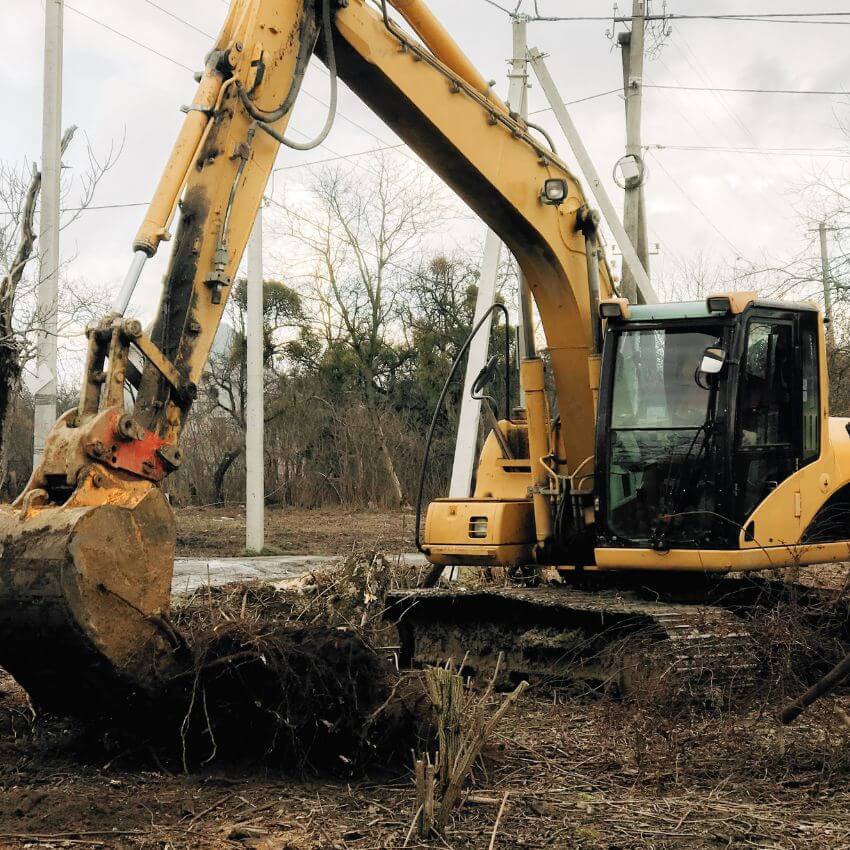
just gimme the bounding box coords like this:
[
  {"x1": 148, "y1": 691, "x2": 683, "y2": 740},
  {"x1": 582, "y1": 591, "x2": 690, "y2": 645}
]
[
  {"x1": 200, "y1": 277, "x2": 303, "y2": 504},
  {"x1": 0, "y1": 130, "x2": 120, "y2": 492},
  {"x1": 277, "y1": 154, "x2": 452, "y2": 507}
]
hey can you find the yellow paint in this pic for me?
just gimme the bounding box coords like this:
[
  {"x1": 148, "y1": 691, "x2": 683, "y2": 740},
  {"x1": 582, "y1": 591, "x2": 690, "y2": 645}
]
[
  {"x1": 521, "y1": 358, "x2": 554, "y2": 546},
  {"x1": 705, "y1": 290, "x2": 757, "y2": 314},
  {"x1": 424, "y1": 499, "x2": 535, "y2": 566},
  {"x1": 387, "y1": 0, "x2": 507, "y2": 110}
]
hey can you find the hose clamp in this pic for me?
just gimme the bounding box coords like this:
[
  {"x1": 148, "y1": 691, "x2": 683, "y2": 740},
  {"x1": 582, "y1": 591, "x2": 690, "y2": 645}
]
[{"x1": 180, "y1": 104, "x2": 214, "y2": 117}]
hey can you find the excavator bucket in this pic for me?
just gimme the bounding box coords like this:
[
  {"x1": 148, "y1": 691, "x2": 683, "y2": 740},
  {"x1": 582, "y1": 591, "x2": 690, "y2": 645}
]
[{"x1": 0, "y1": 475, "x2": 182, "y2": 719}]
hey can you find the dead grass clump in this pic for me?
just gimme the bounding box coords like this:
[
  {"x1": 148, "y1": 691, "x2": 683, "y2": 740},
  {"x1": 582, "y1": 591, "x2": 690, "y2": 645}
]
[
  {"x1": 170, "y1": 620, "x2": 395, "y2": 771},
  {"x1": 280, "y1": 550, "x2": 425, "y2": 641},
  {"x1": 746, "y1": 595, "x2": 850, "y2": 709}
]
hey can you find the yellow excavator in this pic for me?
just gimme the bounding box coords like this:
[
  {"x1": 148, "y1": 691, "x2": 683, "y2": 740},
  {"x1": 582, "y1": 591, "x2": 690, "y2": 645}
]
[{"x1": 2, "y1": 0, "x2": 848, "y2": 716}]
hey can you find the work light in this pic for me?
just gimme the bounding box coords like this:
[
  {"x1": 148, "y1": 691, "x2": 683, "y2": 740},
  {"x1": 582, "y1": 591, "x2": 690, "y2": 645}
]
[
  {"x1": 541, "y1": 178, "x2": 568, "y2": 206},
  {"x1": 706, "y1": 296, "x2": 732, "y2": 313}
]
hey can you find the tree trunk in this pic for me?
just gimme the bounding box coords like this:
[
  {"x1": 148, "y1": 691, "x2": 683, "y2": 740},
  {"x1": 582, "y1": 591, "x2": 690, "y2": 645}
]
[
  {"x1": 213, "y1": 448, "x2": 242, "y2": 505},
  {"x1": 362, "y1": 378, "x2": 405, "y2": 509},
  {"x1": 373, "y1": 408, "x2": 404, "y2": 508},
  {"x1": 0, "y1": 358, "x2": 21, "y2": 496},
  {"x1": 0, "y1": 128, "x2": 76, "y2": 496}
]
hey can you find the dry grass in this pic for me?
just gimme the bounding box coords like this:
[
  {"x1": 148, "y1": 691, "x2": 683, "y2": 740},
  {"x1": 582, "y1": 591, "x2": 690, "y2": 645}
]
[{"x1": 1, "y1": 560, "x2": 850, "y2": 847}]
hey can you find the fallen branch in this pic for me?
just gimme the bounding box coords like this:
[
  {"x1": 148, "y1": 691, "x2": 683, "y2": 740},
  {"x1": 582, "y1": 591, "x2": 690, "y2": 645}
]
[
  {"x1": 780, "y1": 647, "x2": 850, "y2": 724},
  {"x1": 488, "y1": 791, "x2": 509, "y2": 850}
]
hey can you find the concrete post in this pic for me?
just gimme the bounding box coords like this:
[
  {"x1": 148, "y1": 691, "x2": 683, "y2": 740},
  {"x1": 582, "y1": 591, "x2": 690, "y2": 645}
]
[
  {"x1": 245, "y1": 210, "x2": 265, "y2": 553},
  {"x1": 447, "y1": 15, "x2": 530, "y2": 501},
  {"x1": 529, "y1": 49, "x2": 656, "y2": 303},
  {"x1": 448, "y1": 230, "x2": 502, "y2": 498},
  {"x1": 33, "y1": 0, "x2": 64, "y2": 466}
]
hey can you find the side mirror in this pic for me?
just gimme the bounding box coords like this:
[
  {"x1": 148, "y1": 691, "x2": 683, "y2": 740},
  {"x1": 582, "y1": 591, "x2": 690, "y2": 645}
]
[{"x1": 698, "y1": 346, "x2": 726, "y2": 377}]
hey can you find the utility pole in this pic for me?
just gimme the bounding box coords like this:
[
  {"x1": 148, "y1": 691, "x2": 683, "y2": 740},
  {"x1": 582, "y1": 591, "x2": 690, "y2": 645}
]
[
  {"x1": 818, "y1": 221, "x2": 836, "y2": 351},
  {"x1": 508, "y1": 14, "x2": 536, "y2": 374},
  {"x1": 245, "y1": 209, "x2": 265, "y2": 553},
  {"x1": 448, "y1": 13, "x2": 530, "y2": 500},
  {"x1": 617, "y1": 0, "x2": 650, "y2": 304},
  {"x1": 33, "y1": 0, "x2": 64, "y2": 467},
  {"x1": 530, "y1": 49, "x2": 656, "y2": 302}
]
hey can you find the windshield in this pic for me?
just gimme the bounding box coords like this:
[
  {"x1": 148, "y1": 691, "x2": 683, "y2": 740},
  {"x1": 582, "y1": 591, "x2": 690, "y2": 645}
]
[
  {"x1": 607, "y1": 326, "x2": 723, "y2": 547},
  {"x1": 612, "y1": 329, "x2": 714, "y2": 429}
]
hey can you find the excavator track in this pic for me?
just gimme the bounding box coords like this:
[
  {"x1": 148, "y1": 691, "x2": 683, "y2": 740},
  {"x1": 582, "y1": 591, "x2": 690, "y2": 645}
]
[{"x1": 386, "y1": 585, "x2": 760, "y2": 702}]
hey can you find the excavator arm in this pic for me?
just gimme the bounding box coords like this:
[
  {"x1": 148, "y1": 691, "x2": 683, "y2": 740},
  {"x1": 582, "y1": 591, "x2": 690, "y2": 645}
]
[{"x1": 0, "y1": 0, "x2": 612, "y2": 717}]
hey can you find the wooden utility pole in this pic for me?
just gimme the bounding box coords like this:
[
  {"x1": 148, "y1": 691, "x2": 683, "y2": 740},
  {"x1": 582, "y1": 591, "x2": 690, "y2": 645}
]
[
  {"x1": 617, "y1": 0, "x2": 650, "y2": 304},
  {"x1": 33, "y1": 0, "x2": 64, "y2": 466},
  {"x1": 818, "y1": 221, "x2": 836, "y2": 351}
]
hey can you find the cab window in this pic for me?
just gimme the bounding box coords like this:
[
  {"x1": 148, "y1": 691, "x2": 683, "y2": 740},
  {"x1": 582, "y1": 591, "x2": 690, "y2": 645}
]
[
  {"x1": 801, "y1": 323, "x2": 820, "y2": 462},
  {"x1": 738, "y1": 321, "x2": 793, "y2": 448}
]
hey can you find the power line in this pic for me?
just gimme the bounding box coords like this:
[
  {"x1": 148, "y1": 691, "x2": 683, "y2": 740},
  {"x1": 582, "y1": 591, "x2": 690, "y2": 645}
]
[
  {"x1": 0, "y1": 145, "x2": 413, "y2": 218},
  {"x1": 645, "y1": 83, "x2": 850, "y2": 97},
  {"x1": 64, "y1": 4, "x2": 418, "y2": 168},
  {"x1": 663, "y1": 30, "x2": 801, "y2": 220},
  {"x1": 648, "y1": 143, "x2": 850, "y2": 158},
  {"x1": 513, "y1": 7, "x2": 850, "y2": 24},
  {"x1": 527, "y1": 87, "x2": 623, "y2": 115},
  {"x1": 272, "y1": 143, "x2": 406, "y2": 173},
  {"x1": 646, "y1": 151, "x2": 744, "y2": 257},
  {"x1": 64, "y1": 3, "x2": 194, "y2": 72},
  {"x1": 138, "y1": 0, "x2": 215, "y2": 39},
  {"x1": 480, "y1": 0, "x2": 516, "y2": 14}
]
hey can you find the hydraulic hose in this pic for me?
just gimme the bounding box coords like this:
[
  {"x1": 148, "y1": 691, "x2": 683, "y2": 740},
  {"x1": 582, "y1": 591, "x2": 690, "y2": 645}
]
[
  {"x1": 414, "y1": 303, "x2": 511, "y2": 561},
  {"x1": 524, "y1": 120, "x2": 558, "y2": 155},
  {"x1": 243, "y1": 0, "x2": 338, "y2": 151}
]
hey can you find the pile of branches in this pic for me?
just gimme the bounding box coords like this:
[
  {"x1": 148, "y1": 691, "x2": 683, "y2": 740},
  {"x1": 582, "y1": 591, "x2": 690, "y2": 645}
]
[
  {"x1": 110, "y1": 553, "x2": 433, "y2": 772},
  {"x1": 745, "y1": 584, "x2": 850, "y2": 710}
]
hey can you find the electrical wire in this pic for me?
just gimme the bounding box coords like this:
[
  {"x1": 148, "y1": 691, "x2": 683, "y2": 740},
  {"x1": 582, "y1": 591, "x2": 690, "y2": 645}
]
[
  {"x1": 508, "y1": 7, "x2": 850, "y2": 24},
  {"x1": 645, "y1": 83, "x2": 850, "y2": 97},
  {"x1": 64, "y1": 3, "x2": 195, "y2": 72},
  {"x1": 648, "y1": 144, "x2": 850, "y2": 158},
  {"x1": 479, "y1": 0, "x2": 516, "y2": 14},
  {"x1": 646, "y1": 150, "x2": 744, "y2": 257},
  {"x1": 70, "y1": 1, "x2": 418, "y2": 168},
  {"x1": 0, "y1": 145, "x2": 412, "y2": 218},
  {"x1": 137, "y1": 0, "x2": 215, "y2": 39}
]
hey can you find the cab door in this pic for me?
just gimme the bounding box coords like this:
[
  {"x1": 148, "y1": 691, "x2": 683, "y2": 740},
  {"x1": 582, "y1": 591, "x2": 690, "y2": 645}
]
[{"x1": 733, "y1": 314, "x2": 798, "y2": 524}]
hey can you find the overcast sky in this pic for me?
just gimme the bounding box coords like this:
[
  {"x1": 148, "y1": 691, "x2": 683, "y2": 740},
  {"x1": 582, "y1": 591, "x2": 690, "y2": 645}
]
[{"x1": 3, "y1": 0, "x2": 849, "y2": 326}]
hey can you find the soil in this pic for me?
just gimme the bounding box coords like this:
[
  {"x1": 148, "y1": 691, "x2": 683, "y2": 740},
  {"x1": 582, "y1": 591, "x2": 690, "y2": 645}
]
[
  {"x1": 2, "y1": 665, "x2": 850, "y2": 850},
  {"x1": 3, "y1": 513, "x2": 850, "y2": 849},
  {"x1": 174, "y1": 507, "x2": 415, "y2": 557}
]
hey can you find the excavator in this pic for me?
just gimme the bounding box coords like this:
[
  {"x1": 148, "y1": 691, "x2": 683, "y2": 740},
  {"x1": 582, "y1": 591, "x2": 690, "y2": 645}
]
[{"x1": 2, "y1": 0, "x2": 849, "y2": 718}]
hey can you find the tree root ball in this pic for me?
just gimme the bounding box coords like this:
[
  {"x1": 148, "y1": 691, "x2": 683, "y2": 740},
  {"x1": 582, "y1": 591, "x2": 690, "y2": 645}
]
[{"x1": 161, "y1": 621, "x2": 425, "y2": 771}]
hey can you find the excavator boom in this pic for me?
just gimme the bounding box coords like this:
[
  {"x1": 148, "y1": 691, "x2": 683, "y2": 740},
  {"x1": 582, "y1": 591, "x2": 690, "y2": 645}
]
[
  {"x1": 3, "y1": 0, "x2": 849, "y2": 716},
  {"x1": 0, "y1": 0, "x2": 613, "y2": 717}
]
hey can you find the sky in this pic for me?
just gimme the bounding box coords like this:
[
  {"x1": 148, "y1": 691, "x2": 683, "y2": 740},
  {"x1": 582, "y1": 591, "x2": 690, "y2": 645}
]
[{"x1": 2, "y1": 0, "x2": 850, "y2": 330}]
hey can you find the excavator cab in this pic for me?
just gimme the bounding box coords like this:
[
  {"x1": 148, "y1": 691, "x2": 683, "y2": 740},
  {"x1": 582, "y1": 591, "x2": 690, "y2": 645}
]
[
  {"x1": 422, "y1": 290, "x2": 844, "y2": 575},
  {"x1": 595, "y1": 293, "x2": 823, "y2": 554}
]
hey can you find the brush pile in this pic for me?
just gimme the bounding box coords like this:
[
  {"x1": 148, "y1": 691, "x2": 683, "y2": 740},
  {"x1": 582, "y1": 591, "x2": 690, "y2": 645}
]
[{"x1": 112, "y1": 552, "x2": 433, "y2": 771}]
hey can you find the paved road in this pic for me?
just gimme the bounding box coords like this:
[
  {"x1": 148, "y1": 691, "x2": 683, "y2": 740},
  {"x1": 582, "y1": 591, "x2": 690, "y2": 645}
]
[{"x1": 172, "y1": 552, "x2": 427, "y2": 595}]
